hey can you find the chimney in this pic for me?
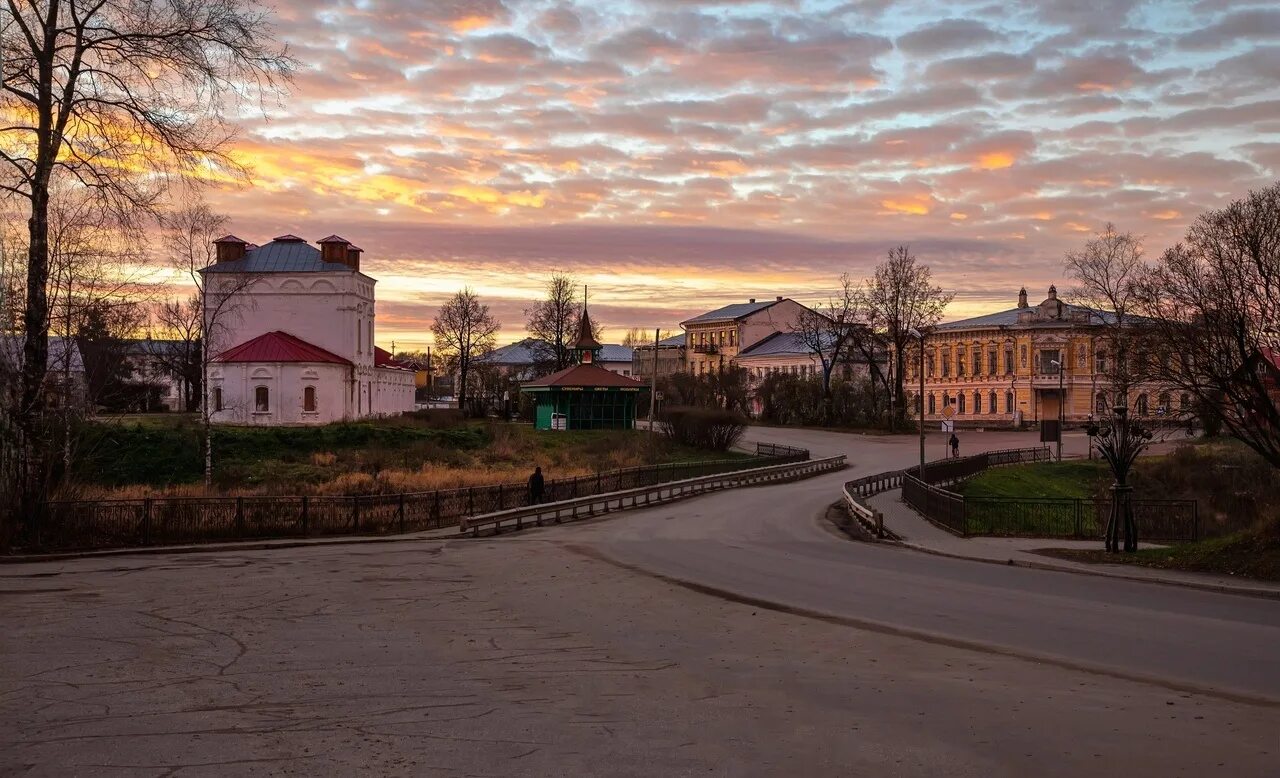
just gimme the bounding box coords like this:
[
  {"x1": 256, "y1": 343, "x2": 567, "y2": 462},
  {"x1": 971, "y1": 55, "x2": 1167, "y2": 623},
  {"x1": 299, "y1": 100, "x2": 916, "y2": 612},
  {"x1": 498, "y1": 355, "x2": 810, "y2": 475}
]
[
  {"x1": 318, "y1": 235, "x2": 351, "y2": 267},
  {"x1": 347, "y1": 245, "x2": 362, "y2": 272},
  {"x1": 213, "y1": 235, "x2": 249, "y2": 264},
  {"x1": 1018, "y1": 287, "x2": 1028, "y2": 308},
  {"x1": 776, "y1": 295, "x2": 783, "y2": 301},
  {"x1": 749, "y1": 298, "x2": 756, "y2": 304},
  {"x1": 1047, "y1": 284, "x2": 1057, "y2": 300}
]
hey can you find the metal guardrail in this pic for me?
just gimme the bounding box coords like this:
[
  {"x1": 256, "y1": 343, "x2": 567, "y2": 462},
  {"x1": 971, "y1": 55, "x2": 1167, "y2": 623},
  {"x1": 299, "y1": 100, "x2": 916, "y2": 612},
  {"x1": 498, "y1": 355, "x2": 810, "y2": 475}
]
[
  {"x1": 26, "y1": 447, "x2": 811, "y2": 552},
  {"x1": 460, "y1": 455, "x2": 848, "y2": 537}
]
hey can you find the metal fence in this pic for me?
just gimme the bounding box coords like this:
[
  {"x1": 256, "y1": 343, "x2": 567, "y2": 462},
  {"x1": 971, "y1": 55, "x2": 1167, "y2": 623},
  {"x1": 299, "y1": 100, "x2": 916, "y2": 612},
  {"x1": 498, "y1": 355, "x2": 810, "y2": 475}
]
[
  {"x1": 25, "y1": 442, "x2": 808, "y2": 552},
  {"x1": 899, "y1": 447, "x2": 1199, "y2": 542}
]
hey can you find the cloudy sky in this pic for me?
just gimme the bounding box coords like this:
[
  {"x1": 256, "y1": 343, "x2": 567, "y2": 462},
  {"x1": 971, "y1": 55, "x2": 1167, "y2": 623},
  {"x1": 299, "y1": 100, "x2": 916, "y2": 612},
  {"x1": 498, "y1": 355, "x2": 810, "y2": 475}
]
[{"x1": 204, "y1": 0, "x2": 1280, "y2": 348}]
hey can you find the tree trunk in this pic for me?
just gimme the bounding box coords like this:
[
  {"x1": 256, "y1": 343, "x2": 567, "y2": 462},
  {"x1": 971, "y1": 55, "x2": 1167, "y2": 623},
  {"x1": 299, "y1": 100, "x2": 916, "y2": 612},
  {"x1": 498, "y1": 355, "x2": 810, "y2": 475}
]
[{"x1": 18, "y1": 184, "x2": 52, "y2": 532}]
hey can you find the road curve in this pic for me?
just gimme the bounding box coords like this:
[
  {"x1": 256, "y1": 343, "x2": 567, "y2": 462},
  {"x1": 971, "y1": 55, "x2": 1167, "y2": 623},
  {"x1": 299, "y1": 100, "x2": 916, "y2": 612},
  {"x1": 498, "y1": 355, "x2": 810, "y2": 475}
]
[{"x1": 568, "y1": 427, "x2": 1280, "y2": 702}]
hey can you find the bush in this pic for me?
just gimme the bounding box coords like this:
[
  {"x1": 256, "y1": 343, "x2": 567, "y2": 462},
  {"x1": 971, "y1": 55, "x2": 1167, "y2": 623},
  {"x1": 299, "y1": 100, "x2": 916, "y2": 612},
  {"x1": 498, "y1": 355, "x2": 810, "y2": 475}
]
[{"x1": 657, "y1": 406, "x2": 748, "y2": 451}]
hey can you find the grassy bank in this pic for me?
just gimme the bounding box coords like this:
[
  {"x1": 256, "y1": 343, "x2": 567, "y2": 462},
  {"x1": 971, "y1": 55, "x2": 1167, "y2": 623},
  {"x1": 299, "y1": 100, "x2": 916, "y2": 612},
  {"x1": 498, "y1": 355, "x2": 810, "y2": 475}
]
[
  {"x1": 1039, "y1": 524, "x2": 1280, "y2": 582},
  {"x1": 65, "y1": 415, "x2": 750, "y2": 499}
]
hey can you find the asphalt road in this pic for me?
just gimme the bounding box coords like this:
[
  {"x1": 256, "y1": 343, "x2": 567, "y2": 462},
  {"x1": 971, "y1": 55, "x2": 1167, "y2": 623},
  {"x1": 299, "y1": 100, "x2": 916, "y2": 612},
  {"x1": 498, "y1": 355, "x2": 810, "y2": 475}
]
[
  {"x1": 2, "y1": 426, "x2": 1277, "y2": 775},
  {"x1": 575, "y1": 427, "x2": 1280, "y2": 702}
]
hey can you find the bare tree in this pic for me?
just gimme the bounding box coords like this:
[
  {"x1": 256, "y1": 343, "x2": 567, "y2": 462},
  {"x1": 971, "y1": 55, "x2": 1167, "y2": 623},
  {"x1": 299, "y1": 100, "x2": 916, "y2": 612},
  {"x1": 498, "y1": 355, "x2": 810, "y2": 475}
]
[
  {"x1": 153, "y1": 294, "x2": 203, "y2": 412},
  {"x1": 161, "y1": 198, "x2": 256, "y2": 486},
  {"x1": 867, "y1": 246, "x2": 953, "y2": 429},
  {"x1": 0, "y1": 0, "x2": 292, "y2": 529},
  {"x1": 1064, "y1": 224, "x2": 1152, "y2": 552},
  {"x1": 621, "y1": 327, "x2": 676, "y2": 348},
  {"x1": 1135, "y1": 183, "x2": 1280, "y2": 468},
  {"x1": 433, "y1": 288, "x2": 500, "y2": 415},
  {"x1": 791, "y1": 274, "x2": 880, "y2": 424},
  {"x1": 526, "y1": 273, "x2": 596, "y2": 373}
]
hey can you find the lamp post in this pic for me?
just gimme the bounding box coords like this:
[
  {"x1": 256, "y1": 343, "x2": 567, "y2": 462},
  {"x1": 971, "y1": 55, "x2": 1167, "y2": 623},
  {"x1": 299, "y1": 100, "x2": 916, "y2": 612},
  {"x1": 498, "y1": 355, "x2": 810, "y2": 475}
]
[
  {"x1": 1050, "y1": 358, "x2": 1064, "y2": 461},
  {"x1": 909, "y1": 328, "x2": 926, "y2": 481}
]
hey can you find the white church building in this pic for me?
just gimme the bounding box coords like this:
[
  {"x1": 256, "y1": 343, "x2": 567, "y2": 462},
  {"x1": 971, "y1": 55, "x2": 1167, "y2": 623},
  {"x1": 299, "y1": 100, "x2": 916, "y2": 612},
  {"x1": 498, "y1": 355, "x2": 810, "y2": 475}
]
[{"x1": 200, "y1": 233, "x2": 416, "y2": 425}]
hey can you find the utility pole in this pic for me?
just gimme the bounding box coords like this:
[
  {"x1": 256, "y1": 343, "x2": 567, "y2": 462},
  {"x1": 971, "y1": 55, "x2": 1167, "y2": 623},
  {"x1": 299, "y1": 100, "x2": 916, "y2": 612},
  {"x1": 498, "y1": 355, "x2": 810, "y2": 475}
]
[
  {"x1": 649, "y1": 328, "x2": 658, "y2": 433},
  {"x1": 910, "y1": 328, "x2": 927, "y2": 481}
]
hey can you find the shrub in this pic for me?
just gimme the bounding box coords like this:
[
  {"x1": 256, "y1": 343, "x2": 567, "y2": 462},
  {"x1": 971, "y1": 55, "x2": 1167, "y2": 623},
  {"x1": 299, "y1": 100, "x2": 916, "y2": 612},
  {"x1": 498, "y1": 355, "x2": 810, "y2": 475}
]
[{"x1": 657, "y1": 406, "x2": 748, "y2": 451}]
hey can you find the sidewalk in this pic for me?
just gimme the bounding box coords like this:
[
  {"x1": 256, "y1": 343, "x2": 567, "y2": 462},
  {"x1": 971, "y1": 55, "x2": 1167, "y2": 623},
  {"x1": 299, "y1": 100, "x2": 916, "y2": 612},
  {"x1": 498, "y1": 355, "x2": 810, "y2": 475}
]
[{"x1": 868, "y1": 491, "x2": 1280, "y2": 599}]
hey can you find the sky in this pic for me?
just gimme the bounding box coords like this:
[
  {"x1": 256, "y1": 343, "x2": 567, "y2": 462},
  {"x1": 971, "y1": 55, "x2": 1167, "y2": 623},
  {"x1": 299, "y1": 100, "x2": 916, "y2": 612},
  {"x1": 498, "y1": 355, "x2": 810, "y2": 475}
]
[{"x1": 200, "y1": 0, "x2": 1280, "y2": 349}]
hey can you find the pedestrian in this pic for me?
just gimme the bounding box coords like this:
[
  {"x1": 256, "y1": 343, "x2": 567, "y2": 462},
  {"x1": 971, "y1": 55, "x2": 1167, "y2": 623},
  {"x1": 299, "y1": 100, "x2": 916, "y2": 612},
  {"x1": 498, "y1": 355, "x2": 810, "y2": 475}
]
[
  {"x1": 949, "y1": 433, "x2": 959, "y2": 458},
  {"x1": 528, "y1": 466, "x2": 544, "y2": 505}
]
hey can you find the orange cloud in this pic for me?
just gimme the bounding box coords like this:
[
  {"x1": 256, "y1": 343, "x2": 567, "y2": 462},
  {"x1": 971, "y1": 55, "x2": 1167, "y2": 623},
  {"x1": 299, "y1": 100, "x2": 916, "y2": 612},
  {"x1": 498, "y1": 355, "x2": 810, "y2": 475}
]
[
  {"x1": 881, "y1": 196, "x2": 933, "y2": 215},
  {"x1": 976, "y1": 151, "x2": 1016, "y2": 170},
  {"x1": 451, "y1": 15, "x2": 493, "y2": 33}
]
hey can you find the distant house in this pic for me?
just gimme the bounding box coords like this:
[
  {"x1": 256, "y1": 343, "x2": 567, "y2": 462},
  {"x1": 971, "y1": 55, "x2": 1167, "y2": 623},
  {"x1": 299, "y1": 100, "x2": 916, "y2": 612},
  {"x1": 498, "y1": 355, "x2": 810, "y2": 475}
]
[
  {"x1": 476, "y1": 338, "x2": 634, "y2": 379},
  {"x1": 122, "y1": 337, "x2": 197, "y2": 412},
  {"x1": 735, "y1": 331, "x2": 884, "y2": 416},
  {"x1": 680, "y1": 297, "x2": 810, "y2": 375},
  {"x1": 0, "y1": 335, "x2": 87, "y2": 410},
  {"x1": 632, "y1": 333, "x2": 686, "y2": 380}
]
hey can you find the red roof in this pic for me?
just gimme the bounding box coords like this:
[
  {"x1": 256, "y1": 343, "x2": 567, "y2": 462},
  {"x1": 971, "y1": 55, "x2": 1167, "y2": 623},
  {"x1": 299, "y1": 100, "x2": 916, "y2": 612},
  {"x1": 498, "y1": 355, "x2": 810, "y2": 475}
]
[
  {"x1": 523, "y1": 363, "x2": 645, "y2": 388},
  {"x1": 1262, "y1": 347, "x2": 1279, "y2": 371},
  {"x1": 214, "y1": 331, "x2": 352, "y2": 365},
  {"x1": 374, "y1": 346, "x2": 410, "y2": 370}
]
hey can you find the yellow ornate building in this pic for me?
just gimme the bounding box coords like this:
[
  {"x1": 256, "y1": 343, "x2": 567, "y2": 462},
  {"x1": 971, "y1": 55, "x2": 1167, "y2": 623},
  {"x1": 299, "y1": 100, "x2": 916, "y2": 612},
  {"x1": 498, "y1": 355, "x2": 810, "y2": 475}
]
[{"x1": 906, "y1": 286, "x2": 1184, "y2": 426}]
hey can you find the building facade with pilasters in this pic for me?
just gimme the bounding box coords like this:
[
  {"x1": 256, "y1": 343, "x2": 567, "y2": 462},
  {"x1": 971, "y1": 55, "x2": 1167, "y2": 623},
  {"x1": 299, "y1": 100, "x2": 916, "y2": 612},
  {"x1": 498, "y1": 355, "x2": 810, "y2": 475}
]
[{"x1": 905, "y1": 286, "x2": 1185, "y2": 427}]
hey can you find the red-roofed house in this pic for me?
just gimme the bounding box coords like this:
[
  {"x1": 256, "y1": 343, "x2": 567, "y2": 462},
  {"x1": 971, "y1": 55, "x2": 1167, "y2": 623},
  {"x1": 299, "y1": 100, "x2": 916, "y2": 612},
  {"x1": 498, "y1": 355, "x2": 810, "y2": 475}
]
[{"x1": 201, "y1": 234, "x2": 415, "y2": 425}]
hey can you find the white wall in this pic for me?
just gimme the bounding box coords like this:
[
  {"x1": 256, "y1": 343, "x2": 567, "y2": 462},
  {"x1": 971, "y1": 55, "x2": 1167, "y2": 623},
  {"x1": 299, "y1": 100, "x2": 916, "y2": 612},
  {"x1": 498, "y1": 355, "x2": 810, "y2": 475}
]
[
  {"x1": 208, "y1": 362, "x2": 352, "y2": 425},
  {"x1": 372, "y1": 367, "x2": 416, "y2": 416},
  {"x1": 205, "y1": 271, "x2": 376, "y2": 373}
]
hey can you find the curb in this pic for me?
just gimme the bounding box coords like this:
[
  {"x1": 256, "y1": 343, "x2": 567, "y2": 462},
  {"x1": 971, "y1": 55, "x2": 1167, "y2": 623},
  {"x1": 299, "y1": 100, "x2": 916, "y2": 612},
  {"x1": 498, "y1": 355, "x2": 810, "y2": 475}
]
[{"x1": 884, "y1": 537, "x2": 1280, "y2": 601}]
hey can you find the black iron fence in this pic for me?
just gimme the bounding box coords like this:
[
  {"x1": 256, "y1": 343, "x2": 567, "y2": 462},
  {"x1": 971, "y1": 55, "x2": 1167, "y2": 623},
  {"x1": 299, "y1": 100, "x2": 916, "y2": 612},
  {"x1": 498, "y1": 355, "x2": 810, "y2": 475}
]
[
  {"x1": 899, "y1": 447, "x2": 1199, "y2": 542},
  {"x1": 23, "y1": 442, "x2": 808, "y2": 553}
]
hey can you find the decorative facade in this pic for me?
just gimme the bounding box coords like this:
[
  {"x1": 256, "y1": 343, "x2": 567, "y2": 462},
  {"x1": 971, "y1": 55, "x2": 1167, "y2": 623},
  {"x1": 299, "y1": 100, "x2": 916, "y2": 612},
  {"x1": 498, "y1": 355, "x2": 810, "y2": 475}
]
[
  {"x1": 906, "y1": 286, "x2": 1184, "y2": 426},
  {"x1": 680, "y1": 297, "x2": 809, "y2": 374},
  {"x1": 200, "y1": 233, "x2": 415, "y2": 425}
]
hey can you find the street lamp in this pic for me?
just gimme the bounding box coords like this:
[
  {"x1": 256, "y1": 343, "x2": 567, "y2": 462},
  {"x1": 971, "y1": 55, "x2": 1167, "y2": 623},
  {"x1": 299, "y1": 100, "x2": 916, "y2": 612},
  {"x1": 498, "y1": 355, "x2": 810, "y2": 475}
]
[
  {"x1": 909, "y1": 328, "x2": 926, "y2": 480},
  {"x1": 1050, "y1": 358, "x2": 1064, "y2": 461}
]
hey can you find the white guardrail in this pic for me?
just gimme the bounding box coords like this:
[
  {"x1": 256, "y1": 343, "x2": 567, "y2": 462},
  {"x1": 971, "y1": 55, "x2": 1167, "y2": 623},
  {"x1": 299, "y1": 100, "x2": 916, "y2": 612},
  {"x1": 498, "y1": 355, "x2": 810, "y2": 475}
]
[{"x1": 459, "y1": 455, "x2": 848, "y2": 537}]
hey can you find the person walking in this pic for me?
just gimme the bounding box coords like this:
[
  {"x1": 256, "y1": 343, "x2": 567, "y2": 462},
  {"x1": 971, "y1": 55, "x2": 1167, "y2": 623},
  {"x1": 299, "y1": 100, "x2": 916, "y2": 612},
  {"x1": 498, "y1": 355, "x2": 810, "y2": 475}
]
[
  {"x1": 949, "y1": 433, "x2": 960, "y2": 458},
  {"x1": 528, "y1": 466, "x2": 544, "y2": 505}
]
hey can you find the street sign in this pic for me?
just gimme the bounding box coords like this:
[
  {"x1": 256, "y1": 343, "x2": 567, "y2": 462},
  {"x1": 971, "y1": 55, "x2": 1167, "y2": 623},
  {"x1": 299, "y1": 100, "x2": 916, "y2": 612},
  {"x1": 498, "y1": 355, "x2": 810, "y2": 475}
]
[
  {"x1": 941, "y1": 404, "x2": 955, "y2": 419},
  {"x1": 941, "y1": 419, "x2": 955, "y2": 432}
]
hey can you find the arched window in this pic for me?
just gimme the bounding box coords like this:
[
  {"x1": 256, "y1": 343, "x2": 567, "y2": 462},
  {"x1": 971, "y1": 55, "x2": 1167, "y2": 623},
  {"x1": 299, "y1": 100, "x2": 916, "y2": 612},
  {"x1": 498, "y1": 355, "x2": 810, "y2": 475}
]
[
  {"x1": 213, "y1": 387, "x2": 223, "y2": 412},
  {"x1": 973, "y1": 391, "x2": 982, "y2": 414},
  {"x1": 304, "y1": 386, "x2": 317, "y2": 412},
  {"x1": 1096, "y1": 392, "x2": 1108, "y2": 415},
  {"x1": 988, "y1": 390, "x2": 997, "y2": 413},
  {"x1": 1180, "y1": 393, "x2": 1191, "y2": 412},
  {"x1": 1158, "y1": 391, "x2": 1171, "y2": 415},
  {"x1": 1136, "y1": 394, "x2": 1149, "y2": 416},
  {"x1": 254, "y1": 386, "x2": 270, "y2": 412},
  {"x1": 957, "y1": 393, "x2": 966, "y2": 414},
  {"x1": 943, "y1": 391, "x2": 951, "y2": 408},
  {"x1": 928, "y1": 394, "x2": 936, "y2": 414},
  {"x1": 1005, "y1": 391, "x2": 1014, "y2": 413}
]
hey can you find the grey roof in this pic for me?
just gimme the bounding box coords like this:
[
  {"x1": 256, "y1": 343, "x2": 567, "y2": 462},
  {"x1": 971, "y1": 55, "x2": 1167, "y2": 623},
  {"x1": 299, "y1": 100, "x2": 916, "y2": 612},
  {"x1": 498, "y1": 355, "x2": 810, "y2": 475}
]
[
  {"x1": 935, "y1": 303, "x2": 1118, "y2": 331},
  {"x1": 200, "y1": 237, "x2": 353, "y2": 274},
  {"x1": 123, "y1": 338, "x2": 190, "y2": 358},
  {"x1": 476, "y1": 338, "x2": 547, "y2": 365},
  {"x1": 0, "y1": 335, "x2": 85, "y2": 373},
  {"x1": 682, "y1": 299, "x2": 779, "y2": 325},
  {"x1": 737, "y1": 330, "x2": 882, "y2": 362},
  {"x1": 477, "y1": 339, "x2": 633, "y2": 366},
  {"x1": 598, "y1": 344, "x2": 633, "y2": 363}
]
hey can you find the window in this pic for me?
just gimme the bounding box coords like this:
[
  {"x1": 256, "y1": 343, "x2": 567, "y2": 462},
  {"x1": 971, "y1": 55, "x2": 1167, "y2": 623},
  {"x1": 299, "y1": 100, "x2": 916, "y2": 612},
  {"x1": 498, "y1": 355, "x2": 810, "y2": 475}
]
[
  {"x1": 958, "y1": 393, "x2": 966, "y2": 414},
  {"x1": 357, "y1": 320, "x2": 362, "y2": 354},
  {"x1": 973, "y1": 391, "x2": 982, "y2": 414},
  {"x1": 1158, "y1": 391, "x2": 1170, "y2": 415},
  {"x1": 1005, "y1": 391, "x2": 1014, "y2": 413},
  {"x1": 729, "y1": 330, "x2": 736, "y2": 347},
  {"x1": 941, "y1": 352, "x2": 951, "y2": 378},
  {"x1": 1096, "y1": 350, "x2": 1108, "y2": 374},
  {"x1": 943, "y1": 391, "x2": 951, "y2": 408},
  {"x1": 926, "y1": 353, "x2": 935, "y2": 377},
  {"x1": 719, "y1": 330, "x2": 726, "y2": 346},
  {"x1": 988, "y1": 348, "x2": 997, "y2": 376},
  {"x1": 1005, "y1": 347, "x2": 1014, "y2": 375},
  {"x1": 1180, "y1": 393, "x2": 1190, "y2": 412},
  {"x1": 1020, "y1": 345, "x2": 1028, "y2": 368},
  {"x1": 304, "y1": 386, "x2": 317, "y2": 413},
  {"x1": 1136, "y1": 394, "x2": 1149, "y2": 416},
  {"x1": 957, "y1": 347, "x2": 966, "y2": 377},
  {"x1": 988, "y1": 390, "x2": 997, "y2": 413},
  {"x1": 1040, "y1": 349, "x2": 1061, "y2": 374},
  {"x1": 1096, "y1": 393, "x2": 1108, "y2": 415},
  {"x1": 973, "y1": 348, "x2": 981, "y2": 376},
  {"x1": 213, "y1": 387, "x2": 223, "y2": 412},
  {"x1": 928, "y1": 394, "x2": 936, "y2": 414},
  {"x1": 254, "y1": 386, "x2": 270, "y2": 412}
]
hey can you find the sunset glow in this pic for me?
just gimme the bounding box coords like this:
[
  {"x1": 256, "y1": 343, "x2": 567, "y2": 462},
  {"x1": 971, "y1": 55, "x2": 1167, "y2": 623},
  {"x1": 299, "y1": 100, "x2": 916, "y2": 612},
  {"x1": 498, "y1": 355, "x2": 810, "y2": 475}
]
[{"x1": 190, "y1": 0, "x2": 1280, "y2": 348}]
